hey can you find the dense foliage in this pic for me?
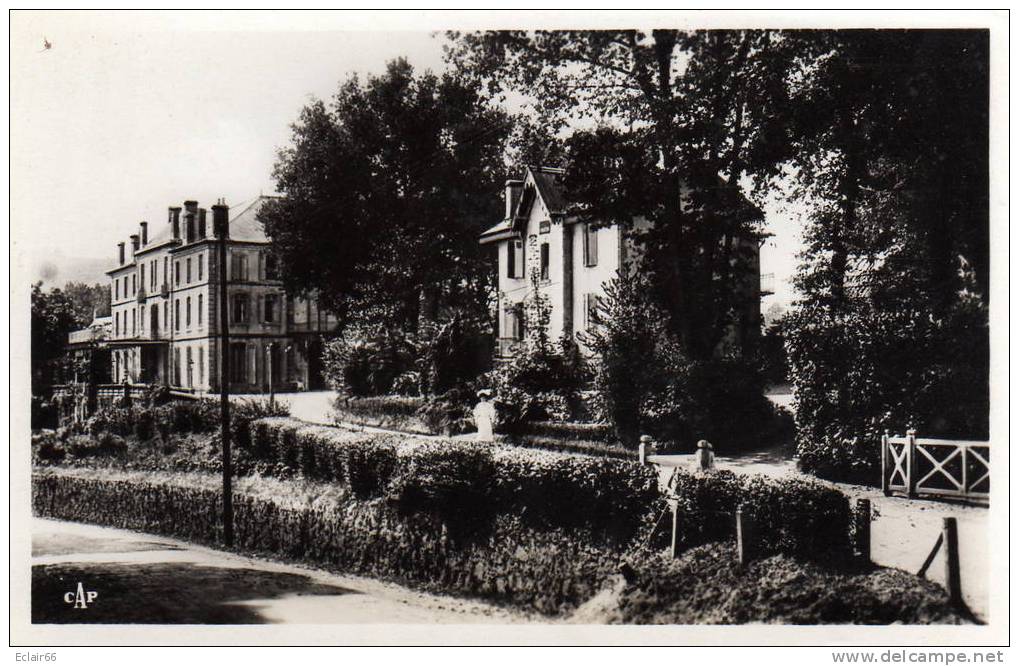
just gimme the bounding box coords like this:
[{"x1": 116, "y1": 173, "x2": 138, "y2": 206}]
[
  {"x1": 447, "y1": 31, "x2": 785, "y2": 360},
  {"x1": 779, "y1": 31, "x2": 990, "y2": 483},
  {"x1": 258, "y1": 58, "x2": 510, "y2": 334},
  {"x1": 582, "y1": 271, "x2": 786, "y2": 452},
  {"x1": 31, "y1": 282, "x2": 80, "y2": 391},
  {"x1": 606, "y1": 545, "x2": 969, "y2": 625},
  {"x1": 485, "y1": 284, "x2": 591, "y2": 431}
]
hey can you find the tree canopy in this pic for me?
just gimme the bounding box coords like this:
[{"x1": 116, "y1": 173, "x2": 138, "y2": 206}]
[
  {"x1": 259, "y1": 58, "x2": 513, "y2": 332},
  {"x1": 448, "y1": 30, "x2": 798, "y2": 358}
]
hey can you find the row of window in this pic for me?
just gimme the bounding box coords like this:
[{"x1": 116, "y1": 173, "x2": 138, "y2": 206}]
[
  {"x1": 113, "y1": 249, "x2": 281, "y2": 302},
  {"x1": 505, "y1": 223, "x2": 599, "y2": 280},
  {"x1": 114, "y1": 293, "x2": 289, "y2": 337},
  {"x1": 501, "y1": 293, "x2": 601, "y2": 341}
]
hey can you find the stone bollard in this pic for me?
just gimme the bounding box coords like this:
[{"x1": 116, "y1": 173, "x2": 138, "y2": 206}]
[{"x1": 639, "y1": 435, "x2": 654, "y2": 465}]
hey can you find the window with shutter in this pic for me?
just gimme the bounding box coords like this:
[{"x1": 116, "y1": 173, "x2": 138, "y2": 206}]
[{"x1": 584, "y1": 224, "x2": 599, "y2": 267}]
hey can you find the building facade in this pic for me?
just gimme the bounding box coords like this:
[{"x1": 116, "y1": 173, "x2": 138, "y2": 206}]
[
  {"x1": 106, "y1": 197, "x2": 336, "y2": 394},
  {"x1": 479, "y1": 166, "x2": 765, "y2": 359}
]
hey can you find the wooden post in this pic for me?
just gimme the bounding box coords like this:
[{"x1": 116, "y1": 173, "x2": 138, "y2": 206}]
[
  {"x1": 943, "y1": 517, "x2": 962, "y2": 605},
  {"x1": 669, "y1": 499, "x2": 680, "y2": 559},
  {"x1": 906, "y1": 429, "x2": 918, "y2": 498},
  {"x1": 855, "y1": 499, "x2": 872, "y2": 565},
  {"x1": 736, "y1": 504, "x2": 753, "y2": 565},
  {"x1": 881, "y1": 432, "x2": 890, "y2": 496}
]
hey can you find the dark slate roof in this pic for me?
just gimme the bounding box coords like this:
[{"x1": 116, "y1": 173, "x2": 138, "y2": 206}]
[{"x1": 529, "y1": 168, "x2": 567, "y2": 216}]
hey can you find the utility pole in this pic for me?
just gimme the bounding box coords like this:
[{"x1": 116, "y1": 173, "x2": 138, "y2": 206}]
[
  {"x1": 266, "y1": 342, "x2": 275, "y2": 408},
  {"x1": 212, "y1": 200, "x2": 233, "y2": 547}
]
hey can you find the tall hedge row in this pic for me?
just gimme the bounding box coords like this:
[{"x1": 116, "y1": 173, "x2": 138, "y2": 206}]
[
  {"x1": 250, "y1": 418, "x2": 659, "y2": 542},
  {"x1": 32, "y1": 472, "x2": 624, "y2": 615}
]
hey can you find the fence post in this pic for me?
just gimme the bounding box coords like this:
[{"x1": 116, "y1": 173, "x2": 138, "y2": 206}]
[
  {"x1": 906, "y1": 429, "x2": 918, "y2": 498},
  {"x1": 669, "y1": 499, "x2": 680, "y2": 559},
  {"x1": 736, "y1": 504, "x2": 753, "y2": 565},
  {"x1": 943, "y1": 517, "x2": 962, "y2": 606},
  {"x1": 881, "y1": 432, "x2": 890, "y2": 496},
  {"x1": 855, "y1": 499, "x2": 872, "y2": 566}
]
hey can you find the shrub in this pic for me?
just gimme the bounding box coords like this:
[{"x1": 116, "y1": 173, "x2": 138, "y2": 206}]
[
  {"x1": 416, "y1": 314, "x2": 491, "y2": 397},
  {"x1": 582, "y1": 272, "x2": 781, "y2": 453},
  {"x1": 322, "y1": 328, "x2": 415, "y2": 397},
  {"x1": 415, "y1": 388, "x2": 475, "y2": 436},
  {"x1": 31, "y1": 431, "x2": 65, "y2": 463},
  {"x1": 607, "y1": 544, "x2": 968, "y2": 625},
  {"x1": 659, "y1": 469, "x2": 852, "y2": 561},
  {"x1": 786, "y1": 291, "x2": 989, "y2": 484},
  {"x1": 66, "y1": 432, "x2": 127, "y2": 459}
]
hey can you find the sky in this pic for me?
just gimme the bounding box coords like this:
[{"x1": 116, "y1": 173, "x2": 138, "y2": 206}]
[{"x1": 11, "y1": 11, "x2": 801, "y2": 308}]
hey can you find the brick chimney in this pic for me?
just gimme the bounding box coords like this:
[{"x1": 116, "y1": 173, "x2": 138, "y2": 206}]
[
  {"x1": 118, "y1": 242, "x2": 125, "y2": 265},
  {"x1": 183, "y1": 200, "x2": 198, "y2": 244},
  {"x1": 198, "y1": 208, "x2": 207, "y2": 239},
  {"x1": 169, "y1": 206, "x2": 182, "y2": 240},
  {"x1": 130, "y1": 234, "x2": 140, "y2": 256},
  {"x1": 505, "y1": 179, "x2": 524, "y2": 219},
  {"x1": 212, "y1": 199, "x2": 229, "y2": 239},
  {"x1": 140, "y1": 221, "x2": 148, "y2": 246}
]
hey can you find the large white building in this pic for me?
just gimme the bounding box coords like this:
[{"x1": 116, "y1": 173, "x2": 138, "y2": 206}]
[
  {"x1": 479, "y1": 166, "x2": 765, "y2": 359},
  {"x1": 106, "y1": 196, "x2": 336, "y2": 393}
]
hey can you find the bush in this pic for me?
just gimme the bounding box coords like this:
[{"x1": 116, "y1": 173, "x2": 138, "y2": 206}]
[
  {"x1": 786, "y1": 291, "x2": 989, "y2": 484},
  {"x1": 658, "y1": 469, "x2": 852, "y2": 561},
  {"x1": 582, "y1": 272, "x2": 781, "y2": 453},
  {"x1": 606, "y1": 544, "x2": 968, "y2": 625},
  {"x1": 31, "y1": 431, "x2": 65, "y2": 463},
  {"x1": 416, "y1": 314, "x2": 491, "y2": 397},
  {"x1": 322, "y1": 328, "x2": 415, "y2": 397}
]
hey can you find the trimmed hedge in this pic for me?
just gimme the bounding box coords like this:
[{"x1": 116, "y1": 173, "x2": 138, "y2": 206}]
[
  {"x1": 33, "y1": 470, "x2": 627, "y2": 615},
  {"x1": 515, "y1": 420, "x2": 615, "y2": 443},
  {"x1": 660, "y1": 469, "x2": 852, "y2": 561},
  {"x1": 251, "y1": 418, "x2": 659, "y2": 541}
]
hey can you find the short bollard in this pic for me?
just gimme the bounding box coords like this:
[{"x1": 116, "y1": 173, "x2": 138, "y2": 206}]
[{"x1": 639, "y1": 435, "x2": 654, "y2": 465}]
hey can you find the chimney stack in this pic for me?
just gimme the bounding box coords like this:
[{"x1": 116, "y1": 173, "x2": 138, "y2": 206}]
[
  {"x1": 130, "y1": 234, "x2": 140, "y2": 256},
  {"x1": 505, "y1": 179, "x2": 524, "y2": 219},
  {"x1": 198, "y1": 209, "x2": 207, "y2": 239},
  {"x1": 118, "y1": 242, "x2": 125, "y2": 265},
  {"x1": 140, "y1": 221, "x2": 148, "y2": 246},
  {"x1": 169, "y1": 207, "x2": 182, "y2": 240},
  {"x1": 212, "y1": 199, "x2": 230, "y2": 239}
]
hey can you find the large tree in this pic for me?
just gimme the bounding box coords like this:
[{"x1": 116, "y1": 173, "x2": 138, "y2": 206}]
[
  {"x1": 63, "y1": 281, "x2": 111, "y2": 324},
  {"x1": 776, "y1": 30, "x2": 991, "y2": 481},
  {"x1": 259, "y1": 58, "x2": 512, "y2": 332},
  {"x1": 448, "y1": 30, "x2": 798, "y2": 359},
  {"x1": 31, "y1": 282, "x2": 80, "y2": 390}
]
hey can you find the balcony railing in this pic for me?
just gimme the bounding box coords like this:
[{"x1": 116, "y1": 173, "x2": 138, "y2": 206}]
[
  {"x1": 760, "y1": 272, "x2": 775, "y2": 296},
  {"x1": 159, "y1": 282, "x2": 170, "y2": 297}
]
